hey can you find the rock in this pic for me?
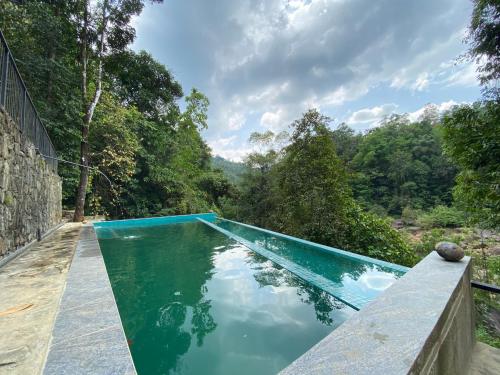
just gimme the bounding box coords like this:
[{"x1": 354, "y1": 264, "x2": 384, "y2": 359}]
[
  {"x1": 392, "y1": 219, "x2": 404, "y2": 229},
  {"x1": 489, "y1": 247, "x2": 500, "y2": 256},
  {"x1": 435, "y1": 241, "x2": 464, "y2": 262}
]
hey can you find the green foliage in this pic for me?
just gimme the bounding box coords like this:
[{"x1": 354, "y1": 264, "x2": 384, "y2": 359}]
[
  {"x1": 476, "y1": 322, "x2": 500, "y2": 349},
  {"x1": 0, "y1": 0, "x2": 82, "y2": 205},
  {"x1": 331, "y1": 123, "x2": 361, "y2": 165},
  {"x1": 235, "y1": 110, "x2": 417, "y2": 267},
  {"x1": 417, "y1": 205, "x2": 466, "y2": 229},
  {"x1": 468, "y1": 0, "x2": 500, "y2": 93},
  {"x1": 211, "y1": 156, "x2": 247, "y2": 186},
  {"x1": 351, "y1": 114, "x2": 456, "y2": 215},
  {"x1": 401, "y1": 206, "x2": 420, "y2": 225},
  {"x1": 0, "y1": 0, "x2": 233, "y2": 219},
  {"x1": 105, "y1": 50, "x2": 183, "y2": 120},
  {"x1": 412, "y1": 228, "x2": 465, "y2": 257},
  {"x1": 442, "y1": 102, "x2": 500, "y2": 229}
]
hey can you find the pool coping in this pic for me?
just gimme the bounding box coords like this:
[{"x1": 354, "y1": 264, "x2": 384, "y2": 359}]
[
  {"x1": 42, "y1": 224, "x2": 136, "y2": 375},
  {"x1": 279, "y1": 251, "x2": 474, "y2": 375}
]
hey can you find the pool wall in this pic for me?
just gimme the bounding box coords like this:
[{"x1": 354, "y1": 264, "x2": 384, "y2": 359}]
[
  {"x1": 280, "y1": 251, "x2": 474, "y2": 375},
  {"x1": 93, "y1": 212, "x2": 217, "y2": 229}
]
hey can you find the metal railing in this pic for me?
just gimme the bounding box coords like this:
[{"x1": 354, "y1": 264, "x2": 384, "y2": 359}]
[
  {"x1": 471, "y1": 280, "x2": 500, "y2": 293},
  {"x1": 0, "y1": 29, "x2": 57, "y2": 173}
]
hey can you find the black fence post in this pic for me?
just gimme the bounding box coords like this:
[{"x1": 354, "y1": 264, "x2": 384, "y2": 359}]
[
  {"x1": 0, "y1": 46, "x2": 8, "y2": 107},
  {"x1": 20, "y1": 88, "x2": 26, "y2": 132}
]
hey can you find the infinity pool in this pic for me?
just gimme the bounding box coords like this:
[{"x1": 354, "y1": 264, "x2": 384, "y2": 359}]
[{"x1": 95, "y1": 214, "x2": 406, "y2": 375}]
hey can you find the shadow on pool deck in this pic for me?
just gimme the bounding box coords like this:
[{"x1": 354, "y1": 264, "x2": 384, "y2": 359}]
[{"x1": 0, "y1": 223, "x2": 81, "y2": 374}]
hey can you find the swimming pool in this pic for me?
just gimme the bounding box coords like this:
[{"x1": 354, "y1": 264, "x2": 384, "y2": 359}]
[{"x1": 94, "y1": 213, "x2": 406, "y2": 375}]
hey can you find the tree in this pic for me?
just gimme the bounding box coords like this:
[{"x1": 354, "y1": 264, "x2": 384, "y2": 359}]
[
  {"x1": 468, "y1": 0, "x2": 500, "y2": 95},
  {"x1": 235, "y1": 110, "x2": 417, "y2": 267},
  {"x1": 442, "y1": 102, "x2": 500, "y2": 229},
  {"x1": 104, "y1": 50, "x2": 183, "y2": 120},
  {"x1": 73, "y1": 0, "x2": 163, "y2": 222},
  {"x1": 351, "y1": 115, "x2": 456, "y2": 214},
  {"x1": 331, "y1": 123, "x2": 361, "y2": 165},
  {"x1": 276, "y1": 110, "x2": 352, "y2": 243},
  {"x1": 0, "y1": 0, "x2": 82, "y2": 205},
  {"x1": 1, "y1": 1, "x2": 235, "y2": 220},
  {"x1": 235, "y1": 130, "x2": 286, "y2": 227}
]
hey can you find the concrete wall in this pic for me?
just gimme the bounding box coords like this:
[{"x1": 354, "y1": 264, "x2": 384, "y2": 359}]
[
  {"x1": 280, "y1": 252, "x2": 474, "y2": 375},
  {"x1": 0, "y1": 108, "x2": 62, "y2": 256}
]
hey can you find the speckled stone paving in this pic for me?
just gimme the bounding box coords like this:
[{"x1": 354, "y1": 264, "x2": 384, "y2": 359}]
[
  {"x1": 42, "y1": 224, "x2": 136, "y2": 375},
  {"x1": 0, "y1": 223, "x2": 81, "y2": 375}
]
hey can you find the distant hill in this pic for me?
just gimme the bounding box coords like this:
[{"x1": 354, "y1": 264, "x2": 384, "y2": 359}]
[{"x1": 212, "y1": 156, "x2": 247, "y2": 185}]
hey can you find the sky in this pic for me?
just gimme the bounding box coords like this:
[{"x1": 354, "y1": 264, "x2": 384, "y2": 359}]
[{"x1": 132, "y1": 0, "x2": 482, "y2": 161}]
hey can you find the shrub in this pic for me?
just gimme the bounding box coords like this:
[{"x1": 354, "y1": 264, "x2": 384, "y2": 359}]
[
  {"x1": 401, "y1": 206, "x2": 421, "y2": 225},
  {"x1": 368, "y1": 204, "x2": 389, "y2": 218},
  {"x1": 418, "y1": 205, "x2": 466, "y2": 228},
  {"x1": 344, "y1": 207, "x2": 419, "y2": 267},
  {"x1": 412, "y1": 228, "x2": 465, "y2": 257}
]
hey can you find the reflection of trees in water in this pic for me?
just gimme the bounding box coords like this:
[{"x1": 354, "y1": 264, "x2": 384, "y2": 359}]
[
  {"x1": 191, "y1": 299, "x2": 217, "y2": 346},
  {"x1": 249, "y1": 253, "x2": 345, "y2": 326},
  {"x1": 102, "y1": 222, "x2": 223, "y2": 375},
  {"x1": 218, "y1": 220, "x2": 373, "y2": 284}
]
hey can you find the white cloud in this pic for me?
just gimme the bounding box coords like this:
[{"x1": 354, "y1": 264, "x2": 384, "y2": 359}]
[
  {"x1": 412, "y1": 73, "x2": 430, "y2": 91},
  {"x1": 227, "y1": 112, "x2": 245, "y2": 130},
  {"x1": 407, "y1": 100, "x2": 462, "y2": 122},
  {"x1": 445, "y1": 63, "x2": 479, "y2": 87},
  {"x1": 208, "y1": 136, "x2": 254, "y2": 162},
  {"x1": 134, "y1": 0, "x2": 480, "y2": 160},
  {"x1": 260, "y1": 108, "x2": 286, "y2": 131},
  {"x1": 347, "y1": 103, "x2": 398, "y2": 127}
]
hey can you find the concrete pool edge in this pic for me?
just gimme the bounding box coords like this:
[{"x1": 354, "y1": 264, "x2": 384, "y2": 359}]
[
  {"x1": 42, "y1": 224, "x2": 136, "y2": 375},
  {"x1": 280, "y1": 251, "x2": 474, "y2": 375},
  {"x1": 93, "y1": 212, "x2": 217, "y2": 229}
]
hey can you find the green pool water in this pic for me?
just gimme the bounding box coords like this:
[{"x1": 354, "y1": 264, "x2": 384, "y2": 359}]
[
  {"x1": 214, "y1": 219, "x2": 405, "y2": 305},
  {"x1": 97, "y1": 221, "x2": 354, "y2": 375}
]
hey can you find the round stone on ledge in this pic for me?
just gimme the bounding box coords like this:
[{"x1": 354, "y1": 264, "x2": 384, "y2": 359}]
[{"x1": 435, "y1": 241, "x2": 464, "y2": 262}]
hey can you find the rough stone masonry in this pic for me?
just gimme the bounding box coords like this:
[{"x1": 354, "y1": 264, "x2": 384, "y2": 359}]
[{"x1": 0, "y1": 108, "x2": 61, "y2": 257}]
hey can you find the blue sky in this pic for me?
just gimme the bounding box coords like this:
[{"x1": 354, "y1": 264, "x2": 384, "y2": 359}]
[{"x1": 132, "y1": 0, "x2": 481, "y2": 161}]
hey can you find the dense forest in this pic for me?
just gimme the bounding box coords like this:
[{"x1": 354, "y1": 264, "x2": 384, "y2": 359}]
[
  {"x1": 0, "y1": 0, "x2": 499, "y2": 346},
  {"x1": 0, "y1": 0, "x2": 498, "y2": 258},
  {"x1": 0, "y1": 0, "x2": 235, "y2": 219}
]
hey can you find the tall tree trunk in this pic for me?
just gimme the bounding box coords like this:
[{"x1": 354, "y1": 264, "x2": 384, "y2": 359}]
[{"x1": 73, "y1": 0, "x2": 108, "y2": 222}]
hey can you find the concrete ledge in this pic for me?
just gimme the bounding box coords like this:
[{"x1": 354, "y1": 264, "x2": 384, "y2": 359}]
[
  {"x1": 43, "y1": 225, "x2": 136, "y2": 375},
  {"x1": 280, "y1": 251, "x2": 474, "y2": 375}
]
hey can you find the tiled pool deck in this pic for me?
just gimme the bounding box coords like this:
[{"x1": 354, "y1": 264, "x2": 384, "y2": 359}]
[{"x1": 43, "y1": 224, "x2": 135, "y2": 375}]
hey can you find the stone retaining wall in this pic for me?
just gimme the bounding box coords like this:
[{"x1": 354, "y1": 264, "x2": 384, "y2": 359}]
[{"x1": 0, "y1": 108, "x2": 62, "y2": 256}]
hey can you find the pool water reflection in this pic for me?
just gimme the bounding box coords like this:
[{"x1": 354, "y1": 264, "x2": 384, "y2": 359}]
[{"x1": 97, "y1": 222, "x2": 354, "y2": 375}]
